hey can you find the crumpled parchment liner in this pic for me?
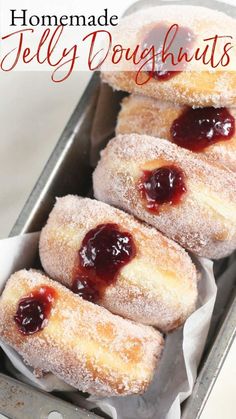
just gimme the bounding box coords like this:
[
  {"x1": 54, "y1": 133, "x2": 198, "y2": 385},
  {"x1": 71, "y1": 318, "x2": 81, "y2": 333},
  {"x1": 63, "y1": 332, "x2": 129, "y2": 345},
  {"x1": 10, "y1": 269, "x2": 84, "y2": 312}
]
[{"x1": 0, "y1": 233, "x2": 217, "y2": 418}]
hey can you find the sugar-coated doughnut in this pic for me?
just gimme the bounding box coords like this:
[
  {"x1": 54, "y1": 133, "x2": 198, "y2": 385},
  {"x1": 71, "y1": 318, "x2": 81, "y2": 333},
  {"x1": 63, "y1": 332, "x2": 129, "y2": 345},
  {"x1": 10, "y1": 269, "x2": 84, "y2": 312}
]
[
  {"x1": 101, "y1": 6, "x2": 236, "y2": 107},
  {"x1": 39, "y1": 196, "x2": 197, "y2": 332},
  {"x1": 0, "y1": 269, "x2": 163, "y2": 396},
  {"x1": 93, "y1": 135, "x2": 236, "y2": 259},
  {"x1": 116, "y1": 95, "x2": 236, "y2": 171}
]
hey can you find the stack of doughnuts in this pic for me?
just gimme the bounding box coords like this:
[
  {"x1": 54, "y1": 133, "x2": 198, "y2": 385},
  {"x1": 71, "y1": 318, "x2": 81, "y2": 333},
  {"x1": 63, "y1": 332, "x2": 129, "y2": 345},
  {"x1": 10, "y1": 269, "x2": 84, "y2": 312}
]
[
  {"x1": 1, "y1": 4, "x2": 235, "y2": 402},
  {"x1": 0, "y1": 195, "x2": 198, "y2": 396},
  {"x1": 96, "y1": 5, "x2": 236, "y2": 259}
]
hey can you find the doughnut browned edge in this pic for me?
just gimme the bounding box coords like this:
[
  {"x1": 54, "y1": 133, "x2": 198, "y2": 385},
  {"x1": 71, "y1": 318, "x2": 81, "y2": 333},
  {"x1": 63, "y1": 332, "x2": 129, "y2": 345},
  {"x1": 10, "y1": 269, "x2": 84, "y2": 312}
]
[
  {"x1": 116, "y1": 94, "x2": 236, "y2": 172},
  {"x1": 93, "y1": 134, "x2": 236, "y2": 259},
  {"x1": 0, "y1": 269, "x2": 164, "y2": 397}
]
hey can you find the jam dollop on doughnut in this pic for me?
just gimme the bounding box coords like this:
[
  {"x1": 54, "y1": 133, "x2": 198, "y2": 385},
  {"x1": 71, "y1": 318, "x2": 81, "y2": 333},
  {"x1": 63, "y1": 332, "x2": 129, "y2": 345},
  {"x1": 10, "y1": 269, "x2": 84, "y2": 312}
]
[
  {"x1": 171, "y1": 107, "x2": 235, "y2": 151},
  {"x1": 14, "y1": 286, "x2": 56, "y2": 335},
  {"x1": 142, "y1": 24, "x2": 195, "y2": 80},
  {"x1": 139, "y1": 166, "x2": 186, "y2": 212},
  {"x1": 73, "y1": 224, "x2": 136, "y2": 302}
]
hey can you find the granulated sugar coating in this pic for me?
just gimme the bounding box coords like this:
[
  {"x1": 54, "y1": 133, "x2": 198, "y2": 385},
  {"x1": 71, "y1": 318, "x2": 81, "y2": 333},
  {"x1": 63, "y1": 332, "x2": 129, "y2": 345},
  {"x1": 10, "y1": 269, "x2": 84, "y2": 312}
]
[
  {"x1": 93, "y1": 134, "x2": 236, "y2": 259},
  {"x1": 0, "y1": 270, "x2": 164, "y2": 396},
  {"x1": 101, "y1": 5, "x2": 236, "y2": 107},
  {"x1": 116, "y1": 95, "x2": 236, "y2": 171},
  {"x1": 39, "y1": 196, "x2": 197, "y2": 332}
]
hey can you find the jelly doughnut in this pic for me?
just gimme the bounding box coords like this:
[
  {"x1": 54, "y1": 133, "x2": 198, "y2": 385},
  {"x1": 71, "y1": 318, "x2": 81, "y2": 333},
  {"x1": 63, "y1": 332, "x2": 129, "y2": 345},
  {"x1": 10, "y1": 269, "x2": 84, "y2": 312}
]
[
  {"x1": 39, "y1": 196, "x2": 197, "y2": 332},
  {"x1": 93, "y1": 134, "x2": 236, "y2": 259},
  {"x1": 101, "y1": 6, "x2": 236, "y2": 107},
  {"x1": 0, "y1": 269, "x2": 163, "y2": 396},
  {"x1": 116, "y1": 95, "x2": 236, "y2": 171}
]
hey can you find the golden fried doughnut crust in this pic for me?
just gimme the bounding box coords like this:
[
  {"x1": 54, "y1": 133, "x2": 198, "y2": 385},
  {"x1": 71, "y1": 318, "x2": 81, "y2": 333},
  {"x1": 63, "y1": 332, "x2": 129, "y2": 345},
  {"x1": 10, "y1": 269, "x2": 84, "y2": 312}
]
[
  {"x1": 93, "y1": 134, "x2": 236, "y2": 259},
  {"x1": 39, "y1": 196, "x2": 197, "y2": 332},
  {"x1": 0, "y1": 269, "x2": 163, "y2": 396}
]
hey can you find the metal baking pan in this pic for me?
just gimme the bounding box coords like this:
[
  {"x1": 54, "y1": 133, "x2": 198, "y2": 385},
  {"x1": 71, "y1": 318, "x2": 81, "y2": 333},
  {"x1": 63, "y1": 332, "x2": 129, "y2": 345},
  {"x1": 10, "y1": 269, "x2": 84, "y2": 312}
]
[{"x1": 1, "y1": 0, "x2": 236, "y2": 418}]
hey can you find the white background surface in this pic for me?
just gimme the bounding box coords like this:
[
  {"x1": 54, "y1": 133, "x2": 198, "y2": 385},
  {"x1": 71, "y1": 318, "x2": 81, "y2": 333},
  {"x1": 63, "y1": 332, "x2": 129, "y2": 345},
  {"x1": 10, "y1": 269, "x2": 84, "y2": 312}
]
[
  {"x1": 0, "y1": 0, "x2": 132, "y2": 238},
  {"x1": 0, "y1": 1, "x2": 235, "y2": 418}
]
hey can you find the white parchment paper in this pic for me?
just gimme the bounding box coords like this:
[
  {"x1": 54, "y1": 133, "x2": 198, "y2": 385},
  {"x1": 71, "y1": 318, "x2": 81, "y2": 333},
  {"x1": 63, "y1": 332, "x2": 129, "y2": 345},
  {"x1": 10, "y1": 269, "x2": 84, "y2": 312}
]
[{"x1": 0, "y1": 233, "x2": 217, "y2": 418}]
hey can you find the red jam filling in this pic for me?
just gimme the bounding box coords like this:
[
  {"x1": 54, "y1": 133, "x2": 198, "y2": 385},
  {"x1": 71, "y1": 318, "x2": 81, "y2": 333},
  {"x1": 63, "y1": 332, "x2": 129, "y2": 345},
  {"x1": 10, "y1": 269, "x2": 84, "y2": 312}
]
[
  {"x1": 142, "y1": 24, "x2": 195, "y2": 80},
  {"x1": 14, "y1": 286, "x2": 56, "y2": 335},
  {"x1": 171, "y1": 107, "x2": 235, "y2": 151},
  {"x1": 72, "y1": 223, "x2": 136, "y2": 302},
  {"x1": 138, "y1": 166, "x2": 186, "y2": 212}
]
